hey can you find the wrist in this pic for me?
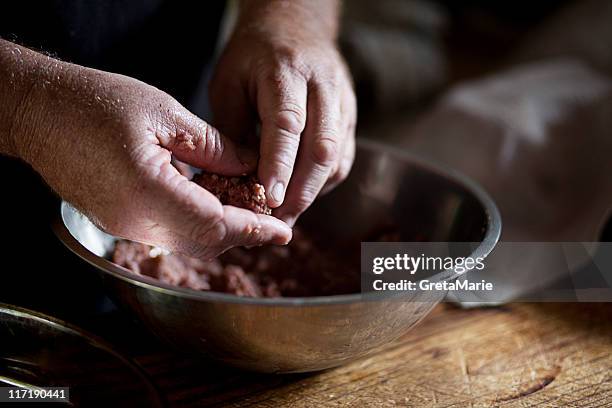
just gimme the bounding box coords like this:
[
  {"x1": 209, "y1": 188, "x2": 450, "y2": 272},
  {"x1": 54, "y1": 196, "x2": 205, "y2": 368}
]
[{"x1": 236, "y1": 0, "x2": 340, "y2": 43}]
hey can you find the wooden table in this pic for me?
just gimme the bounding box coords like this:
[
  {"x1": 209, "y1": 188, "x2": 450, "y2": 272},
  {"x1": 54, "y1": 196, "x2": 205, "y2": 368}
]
[{"x1": 108, "y1": 303, "x2": 611, "y2": 407}]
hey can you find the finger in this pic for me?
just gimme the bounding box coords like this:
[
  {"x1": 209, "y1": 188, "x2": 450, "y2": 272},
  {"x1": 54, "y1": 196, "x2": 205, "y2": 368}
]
[
  {"x1": 148, "y1": 157, "x2": 222, "y2": 236},
  {"x1": 199, "y1": 206, "x2": 292, "y2": 256},
  {"x1": 322, "y1": 130, "x2": 355, "y2": 195},
  {"x1": 139, "y1": 157, "x2": 288, "y2": 259},
  {"x1": 322, "y1": 87, "x2": 357, "y2": 194},
  {"x1": 275, "y1": 80, "x2": 343, "y2": 225},
  {"x1": 157, "y1": 107, "x2": 257, "y2": 176},
  {"x1": 256, "y1": 68, "x2": 308, "y2": 208},
  {"x1": 129, "y1": 154, "x2": 223, "y2": 257},
  {"x1": 166, "y1": 208, "x2": 292, "y2": 259}
]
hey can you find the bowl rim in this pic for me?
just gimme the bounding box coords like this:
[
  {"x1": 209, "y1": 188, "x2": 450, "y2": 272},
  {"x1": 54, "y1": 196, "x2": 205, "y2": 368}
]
[
  {"x1": 0, "y1": 303, "x2": 166, "y2": 406},
  {"x1": 53, "y1": 138, "x2": 502, "y2": 307}
]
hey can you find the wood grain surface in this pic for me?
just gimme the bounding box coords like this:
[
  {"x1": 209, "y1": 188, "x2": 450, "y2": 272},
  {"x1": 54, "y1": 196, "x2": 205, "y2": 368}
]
[{"x1": 122, "y1": 303, "x2": 611, "y2": 407}]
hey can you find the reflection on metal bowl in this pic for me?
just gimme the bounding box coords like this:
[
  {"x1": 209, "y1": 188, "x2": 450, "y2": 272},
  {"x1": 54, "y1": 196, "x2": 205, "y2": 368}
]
[
  {"x1": 53, "y1": 139, "x2": 501, "y2": 373},
  {"x1": 0, "y1": 304, "x2": 164, "y2": 406}
]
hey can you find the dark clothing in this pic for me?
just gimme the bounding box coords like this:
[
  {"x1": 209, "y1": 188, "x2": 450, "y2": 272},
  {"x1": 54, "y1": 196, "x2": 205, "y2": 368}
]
[{"x1": 1, "y1": 0, "x2": 224, "y2": 107}]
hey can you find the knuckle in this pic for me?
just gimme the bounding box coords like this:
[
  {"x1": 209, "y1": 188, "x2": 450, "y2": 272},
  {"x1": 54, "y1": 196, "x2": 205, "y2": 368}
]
[
  {"x1": 336, "y1": 162, "x2": 352, "y2": 183},
  {"x1": 311, "y1": 137, "x2": 340, "y2": 166},
  {"x1": 314, "y1": 73, "x2": 342, "y2": 92},
  {"x1": 208, "y1": 202, "x2": 225, "y2": 224},
  {"x1": 268, "y1": 152, "x2": 295, "y2": 175},
  {"x1": 258, "y1": 57, "x2": 305, "y2": 89},
  {"x1": 326, "y1": 172, "x2": 341, "y2": 187},
  {"x1": 209, "y1": 218, "x2": 229, "y2": 244},
  {"x1": 270, "y1": 46, "x2": 305, "y2": 74},
  {"x1": 201, "y1": 123, "x2": 223, "y2": 162},
  {"x1": 275, "y1": 45, "x2": 301, "y2": 62},
  {"x1": 348, "y1": 120, "x2": 357, "y2": 135},
  {"x1": 272, "y1": 107, "x2": 306, "y2": 136},
  {"x1": 167, "y1": 111, "x2": 224, "y2": 163}
]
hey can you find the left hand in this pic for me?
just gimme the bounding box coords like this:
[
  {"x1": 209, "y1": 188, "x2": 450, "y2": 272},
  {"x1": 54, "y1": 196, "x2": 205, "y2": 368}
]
[{"x1": 210, "y1": 6, "x2": 356, "y2": 226}]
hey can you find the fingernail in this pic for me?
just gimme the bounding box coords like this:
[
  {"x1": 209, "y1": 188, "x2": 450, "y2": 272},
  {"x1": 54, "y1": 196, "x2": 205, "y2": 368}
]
[{"x1": 271, "y1": 182, "x2": 285, "y2": 205}]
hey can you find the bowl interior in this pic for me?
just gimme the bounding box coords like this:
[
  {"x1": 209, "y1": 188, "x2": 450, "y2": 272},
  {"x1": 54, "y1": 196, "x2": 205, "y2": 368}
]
[{"x1": 302, "y1": 142, "x2": 494, "y2": 244}]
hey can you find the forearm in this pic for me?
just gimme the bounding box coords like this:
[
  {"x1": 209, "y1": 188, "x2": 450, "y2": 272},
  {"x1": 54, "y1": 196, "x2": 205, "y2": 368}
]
[
  {"x1": 0, "y1": 39, "x2": 136, "y2": 173},
  {"x1": 237, "y1": 0, "x2": 341, "y2": 42},
  {"x1": 0, "y1": 39, "x2": 58, "y2": 160}
]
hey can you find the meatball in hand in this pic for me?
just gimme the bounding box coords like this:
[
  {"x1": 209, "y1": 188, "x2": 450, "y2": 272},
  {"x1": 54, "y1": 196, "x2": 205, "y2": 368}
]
[{"x1": 0, "y1": 40, "x2": 291, "y2": 260}]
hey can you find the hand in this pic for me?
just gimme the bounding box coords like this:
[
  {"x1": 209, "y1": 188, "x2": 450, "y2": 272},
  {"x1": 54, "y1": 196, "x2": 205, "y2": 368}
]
[
  {"x1": 6, "y1": 46, "x2": 291, "y2": 259},
  {"x1": 210, "y1": 1, "x2": 357, "y2": 226}
]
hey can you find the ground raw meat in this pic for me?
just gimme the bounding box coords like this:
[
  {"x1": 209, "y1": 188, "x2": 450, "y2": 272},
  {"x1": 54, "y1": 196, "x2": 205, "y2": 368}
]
[
  {"x1": 193, "y1": 173, "x2": 271, "y2": 215},
  {"x1": 111, "y1": 228, "x2": 361, "y2": 298},
  {"x1": 111, "y1": 173, "x2": 400, "y2": 297}
]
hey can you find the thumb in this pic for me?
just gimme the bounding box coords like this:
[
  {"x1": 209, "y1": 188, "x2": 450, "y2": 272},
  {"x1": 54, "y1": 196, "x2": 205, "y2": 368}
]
[
  {"x1": 157, "y1": 108, "x2": 258, "y2": 176},
  {"x1": 145, "y1": 161, "x2": 292, "y2": 259}
]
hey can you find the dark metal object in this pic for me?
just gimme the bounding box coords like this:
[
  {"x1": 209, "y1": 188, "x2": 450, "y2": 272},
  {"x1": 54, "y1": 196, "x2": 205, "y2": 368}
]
[{"x1": 0, "y1": 304, "x2": 165, "y2": 407}]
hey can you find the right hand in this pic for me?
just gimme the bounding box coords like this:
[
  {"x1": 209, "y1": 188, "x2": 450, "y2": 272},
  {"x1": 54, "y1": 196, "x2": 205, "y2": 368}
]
[{"x1": 10, "y1": 51, "x2": 292, "y2": 259}]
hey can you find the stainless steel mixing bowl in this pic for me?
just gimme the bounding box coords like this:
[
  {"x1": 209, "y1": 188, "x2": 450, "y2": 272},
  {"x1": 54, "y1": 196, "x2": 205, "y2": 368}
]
[{"x1": 54, "y1": 139, "x2": 501, "y2": 373}]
